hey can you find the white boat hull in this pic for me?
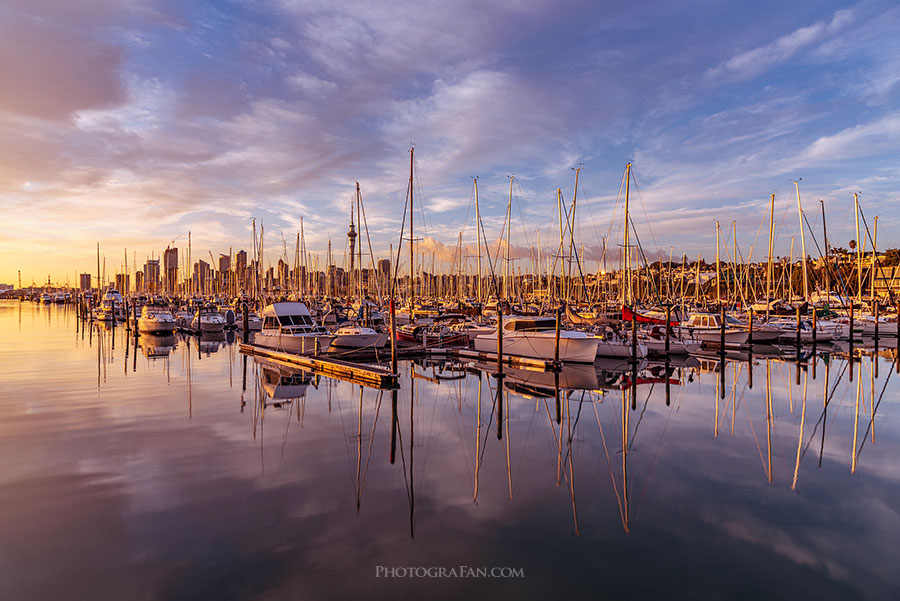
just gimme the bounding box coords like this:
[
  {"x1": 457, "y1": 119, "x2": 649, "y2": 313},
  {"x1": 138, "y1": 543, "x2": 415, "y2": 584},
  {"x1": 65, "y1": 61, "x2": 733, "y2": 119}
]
[
  {"x1": 694, "y1": 328, "x2": 752, "y2": 346},
  {"x1": 330, "y1": 333, "x2": 388, "y2": 349},
  {"x1": 594, "y1": 337, "x2": 648, "y2": 358},
  {"x1": 254, "y1": 332, "x2": 335, "y2": 354},
  {"x1": 645, "y1": 339, "x2": 701, "y2": 355},
  {"x1": 474, "y1": 331, "x2": 598, "y2": 363},
  {"x1": 138, "y1": 317, "x2": 176, "y2": 335}
]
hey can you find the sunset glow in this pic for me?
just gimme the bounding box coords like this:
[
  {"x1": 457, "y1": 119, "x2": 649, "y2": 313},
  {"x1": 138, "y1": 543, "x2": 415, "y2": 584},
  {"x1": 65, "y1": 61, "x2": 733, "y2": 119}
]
[{"x1": 2, "y1": 1, "x2": 898, "y2": 285}]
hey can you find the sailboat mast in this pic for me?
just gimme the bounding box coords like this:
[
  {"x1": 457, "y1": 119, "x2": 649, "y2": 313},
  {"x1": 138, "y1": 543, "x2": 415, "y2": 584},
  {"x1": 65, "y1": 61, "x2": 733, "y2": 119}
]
[
  {"x1": 871, "y1": 216, "x2": 878, "y2": 302},
  {"x1": 474, "y1": 178, "x2": 481, "y2": 303},
  {"x1": 408, "y1": 148, "x2": 415, "y2": 305},
  {"x1": 795, "y1": 181, "x2": 808, "y2": 302},
  {"x1": 766, "y1": 193, "x2": 775, "y2": 319},
  {"x1": 623, "y1": 163, "x2": 631, "y2": 307},
  {"x1": 357, "y1": 183, "x2": 363, "y2": 301},
  {"x1": 854, "y1": 193, "x2": 862, "y2": 303},
  {"x1": 505, "y1": 175, "x2": 513, "y2": 299},
  {"x1": 567, "y1": 168, "x2": 579, "y2": 303},
  {"x1": 557, "y1": 188, "x2": 564, "y2": 302},
  {"x1": 715, "y1": 221, "x2": 721, "y2": 305}
]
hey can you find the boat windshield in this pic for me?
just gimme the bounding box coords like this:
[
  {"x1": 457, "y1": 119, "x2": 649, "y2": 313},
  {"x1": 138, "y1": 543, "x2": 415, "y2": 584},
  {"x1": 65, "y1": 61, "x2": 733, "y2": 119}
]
[
  {"x1": 278, "y1": 315, "x2": 313, "y2": 326},
  {"x1": 505, "y1": 318, "x2": 556, "y2": 331}
]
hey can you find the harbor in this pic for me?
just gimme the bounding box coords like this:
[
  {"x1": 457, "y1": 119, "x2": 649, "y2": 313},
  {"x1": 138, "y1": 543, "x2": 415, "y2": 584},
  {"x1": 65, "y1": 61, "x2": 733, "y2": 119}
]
[
  {"x1": 4, "y1": 0, "x2": 900, "y2": 598},
  {"x1": 2, "y1": 299, "x2": 899, "y2": 599}
]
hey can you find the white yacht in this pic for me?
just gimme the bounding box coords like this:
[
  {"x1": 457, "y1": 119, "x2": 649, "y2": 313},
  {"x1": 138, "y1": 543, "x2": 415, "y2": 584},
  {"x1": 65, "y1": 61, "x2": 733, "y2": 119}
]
[
  {"x1": 474, "y1": 316, "x2": 599, "y2": 363},
  {"x1": 138, "y1": 305, "x2": 176, "y2": 335},
  {"x1": 589, "y1": 326, "x2": 649, "y2": 358},
  {"x1": 685, "y1": 313, "x2": 751, "y2": 347},
  {"x1": 448, "y1": 320, "x2": 495, "y2": 342},
  {"x1": 95, "y1": 288, "x2": 125, "y2": 322},
  {"x1": 254, "y1": 302, "x2": 334, "y2": 354},
  {"x1": 189, "y1": 306, "x2": 226, "y2": 333},
  {"x1": 330, "y1": 324, "x2": 388, "y2": 349}
]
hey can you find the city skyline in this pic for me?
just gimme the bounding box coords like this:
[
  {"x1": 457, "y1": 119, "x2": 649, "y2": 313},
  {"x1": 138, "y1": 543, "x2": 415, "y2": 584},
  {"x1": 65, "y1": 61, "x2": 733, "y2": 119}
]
[{"x1": 2, "y1": 0, "x2": 899, "y2": 283}]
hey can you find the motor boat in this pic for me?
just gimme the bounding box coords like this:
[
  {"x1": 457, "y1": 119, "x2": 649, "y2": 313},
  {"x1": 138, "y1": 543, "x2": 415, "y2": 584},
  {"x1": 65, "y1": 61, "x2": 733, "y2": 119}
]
[
  {"x1": 189, "y1": 306, "x2": 226, "y2": 333},
  {"x1": 253, "y1": 302, "x2": 334, "y2": 354},
  {"x1": 95, "y1": 288, "x2": 125, "y2": 322},
  {"x1": 640, "y1": 324, "x2": 701, "y2": 355},
  {"x1": 330, "y1": 324, "x2": 388, "y2": 349},
  {"x1": 474, "y1": 316, "x2": 599, "y2": 363},
  {"x1": 138, "y1": 305, "x2": 176, "y2": 335}
]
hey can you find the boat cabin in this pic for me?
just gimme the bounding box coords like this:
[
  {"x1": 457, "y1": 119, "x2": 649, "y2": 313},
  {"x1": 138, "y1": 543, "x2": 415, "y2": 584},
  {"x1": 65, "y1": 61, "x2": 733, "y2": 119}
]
[
  {"x1": 687, "y1": 313, "x2": 741, "y2": 329},
  {"x1": 260, "y1": 302, "x2": 321, "y2": 334}
]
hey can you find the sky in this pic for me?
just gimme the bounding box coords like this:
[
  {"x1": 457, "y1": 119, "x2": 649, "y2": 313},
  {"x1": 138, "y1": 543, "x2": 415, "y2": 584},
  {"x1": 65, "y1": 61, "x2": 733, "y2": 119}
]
[{"x1": 2, "y1": 0, "x2": 899, "y2": 285}]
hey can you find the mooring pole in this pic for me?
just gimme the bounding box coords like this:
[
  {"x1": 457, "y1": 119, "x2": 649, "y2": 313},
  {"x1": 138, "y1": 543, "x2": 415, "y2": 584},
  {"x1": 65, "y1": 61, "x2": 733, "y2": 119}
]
[
  {"x1": 496, "y1": 305, "x2": 504, "y2": 378},
  {"x1": 242, "y1": 302, "x2": 249, "y2": 344}
]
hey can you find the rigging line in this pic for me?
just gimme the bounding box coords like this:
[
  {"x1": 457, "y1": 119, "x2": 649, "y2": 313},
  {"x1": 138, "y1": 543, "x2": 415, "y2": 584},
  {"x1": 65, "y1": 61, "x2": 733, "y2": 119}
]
[
  {"x1": 541, "y1": 397, "x2": 564, "y2": 459},
  {"x1": 390, "y1": 179, "x2": 411, "y2": 299},
  {"x1": 741, "y1": 383, "x2": 769, "y2": 479},
  {"x1": 799, "y1": 359, "x2": 851, "y2": 461},
  {"x1": 628, "y1": 214, "x2": 663, "y2": 304},
  {"x1": 476, "y1": 195, "x2": 502, "y2": 298},
  {"x1": 394, "y1": 402, "x2": 413, "y2": 506},
  {"x1": 606, "y1": 168, "x2": 627, "y2": 259},
  {"x1": 335, "y1": 384, "x2": 358, "y2": 493},
  {"x1": 802, "y1": 210, "x2": 852, "y2": 302},
  {"x1": 747, "y1": 199, "x2": 769, "y2": 266},
  {"x1": 557, "y1": 192, "x2": 590, "y2": 300},
  {"x1": 477, "y1": 382, "x2": 499, "y2": 467},
  {"x1": 627, "y1": 383, "x2": 653, "y2": 453},
  {"x1": 858, "y1": 205, "x2": 896, "y2": 305},
  {"x1": 359, "y1": 391, "x2": 384, "y2": 499},
  {"x1": 855, "y1": 360, "x2": 892, "y2": 457},
  {"x1": 593, "y1": 402, "x2": 628, "y2": 531},
  {"x1": 513, "y1": 400, "x2": 541, "y2": 497},
  {"x1": 628, "y1": 166, "x2": 663, "y2": 258},
  {"x1": 634, "y1": 385, "x2": 678, "y2": 521},
  {"x1": 560, "y1": 392, "x2": 587, "y2": 468}
]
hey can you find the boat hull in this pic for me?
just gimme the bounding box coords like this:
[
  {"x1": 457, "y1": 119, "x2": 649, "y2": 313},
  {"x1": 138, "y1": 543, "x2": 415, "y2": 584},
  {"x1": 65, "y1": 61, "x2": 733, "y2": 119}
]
[
  {"x1": 330, "y1": 333, "x2": 388, "y2": 349},
  {"x1": 595, "y1": 337, "x2": 648, "y2": 358},
  {"x1": 138, "y1": 317, "x2": 176, "y2": 335},
  {"x1": 474, "y1": 332, "x2": 598, "y2": 363},
  {"x1": 253, "y1": 332, "x2": 335, "y2": 354}
]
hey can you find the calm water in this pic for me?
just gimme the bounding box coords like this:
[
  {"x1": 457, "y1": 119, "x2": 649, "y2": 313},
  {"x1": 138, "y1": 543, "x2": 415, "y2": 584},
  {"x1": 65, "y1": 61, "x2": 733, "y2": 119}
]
[{"x1": 2, "y1": 300, "x2": 899, "y2": 600}]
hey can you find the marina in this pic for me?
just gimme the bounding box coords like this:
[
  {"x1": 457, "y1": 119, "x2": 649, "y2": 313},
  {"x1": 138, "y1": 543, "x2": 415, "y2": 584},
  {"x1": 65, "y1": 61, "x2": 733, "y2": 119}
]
[
  {"x1": 2, "y1": 299, "x2": 900, "y2": 599},
  {"x1": 4, "y1": 1, "x2": 900, "y2": 598}
]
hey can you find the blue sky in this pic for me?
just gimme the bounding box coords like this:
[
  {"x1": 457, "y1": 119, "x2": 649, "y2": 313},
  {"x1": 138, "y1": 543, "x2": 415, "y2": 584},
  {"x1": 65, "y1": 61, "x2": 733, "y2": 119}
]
[{"x1": 1, "y1": 0, "x2": 899, "y2": 283}]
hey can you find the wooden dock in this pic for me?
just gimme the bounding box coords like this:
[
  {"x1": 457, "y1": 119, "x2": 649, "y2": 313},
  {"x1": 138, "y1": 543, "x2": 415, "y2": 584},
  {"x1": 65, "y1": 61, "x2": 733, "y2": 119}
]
[{"x1": 240, "y1": 343, "x2": 399, "y2": 389}]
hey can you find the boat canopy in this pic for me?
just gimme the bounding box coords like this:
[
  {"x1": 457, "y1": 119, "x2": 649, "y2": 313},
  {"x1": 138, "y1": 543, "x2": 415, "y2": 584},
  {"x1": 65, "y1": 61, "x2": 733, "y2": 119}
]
[{"x1": 261, "y1": 302, "x2": 312, "y2": 318}]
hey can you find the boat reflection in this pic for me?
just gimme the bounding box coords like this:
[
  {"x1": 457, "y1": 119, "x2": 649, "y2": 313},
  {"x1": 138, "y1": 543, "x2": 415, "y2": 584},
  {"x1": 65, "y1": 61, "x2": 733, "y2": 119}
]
[
  {"x1": 138, "y1": 333, "x2": 176, "y2": 358},
  {"x1": 257, "y1": 358, "x2": 314, "y2": 405},
  {"x1": 198, "y1": 331, "x2": 226, "y2": 355}
]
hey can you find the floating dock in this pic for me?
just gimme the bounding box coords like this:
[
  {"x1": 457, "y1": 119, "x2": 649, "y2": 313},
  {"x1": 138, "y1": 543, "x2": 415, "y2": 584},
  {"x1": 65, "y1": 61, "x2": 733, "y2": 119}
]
[{"x1": 240, "y1": 343, "x2": 399, "y2": 389}]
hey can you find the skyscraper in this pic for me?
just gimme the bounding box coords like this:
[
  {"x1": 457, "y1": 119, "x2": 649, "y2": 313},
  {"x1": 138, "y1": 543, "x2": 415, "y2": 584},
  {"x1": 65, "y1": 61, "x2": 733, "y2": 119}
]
[
  {"x1": 144, "y1": 259, "x2": 160, "y2": 293},
  {"x1": 163, "y1": 246, "x2": 178, "y2": 295}
]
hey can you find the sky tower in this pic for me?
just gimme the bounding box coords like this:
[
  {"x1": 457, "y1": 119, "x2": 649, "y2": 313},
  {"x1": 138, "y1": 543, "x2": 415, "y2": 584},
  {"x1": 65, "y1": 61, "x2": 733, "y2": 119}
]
[{"x1": 347, "y1": 201, "x2": 357, "y2": 273}]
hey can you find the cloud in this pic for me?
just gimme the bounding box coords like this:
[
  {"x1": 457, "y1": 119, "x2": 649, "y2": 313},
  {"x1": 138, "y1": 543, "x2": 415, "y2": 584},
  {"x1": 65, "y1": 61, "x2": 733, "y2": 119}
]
[
  {"x1": 706, "y1": 8, "x2": 854, "y2": 81},
  {"x1": 0, "y1": 16, "x2": 125, "y2": 120},
  {"x1": 798, "y1": 112, "x2": 900, "y2": 163}
]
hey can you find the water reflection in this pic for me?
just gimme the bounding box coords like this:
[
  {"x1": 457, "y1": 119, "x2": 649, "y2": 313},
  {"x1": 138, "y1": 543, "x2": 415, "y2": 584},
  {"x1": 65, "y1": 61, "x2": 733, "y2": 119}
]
[{"x1": 1, "y1": 301, "x2": 899, "y2": 600}]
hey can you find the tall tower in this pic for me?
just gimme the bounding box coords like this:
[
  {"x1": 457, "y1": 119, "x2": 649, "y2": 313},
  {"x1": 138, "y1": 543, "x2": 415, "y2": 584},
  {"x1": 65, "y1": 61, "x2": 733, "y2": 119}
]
[{"x1": 347, "y1": 201, "x2": 357, "y2": 273}]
